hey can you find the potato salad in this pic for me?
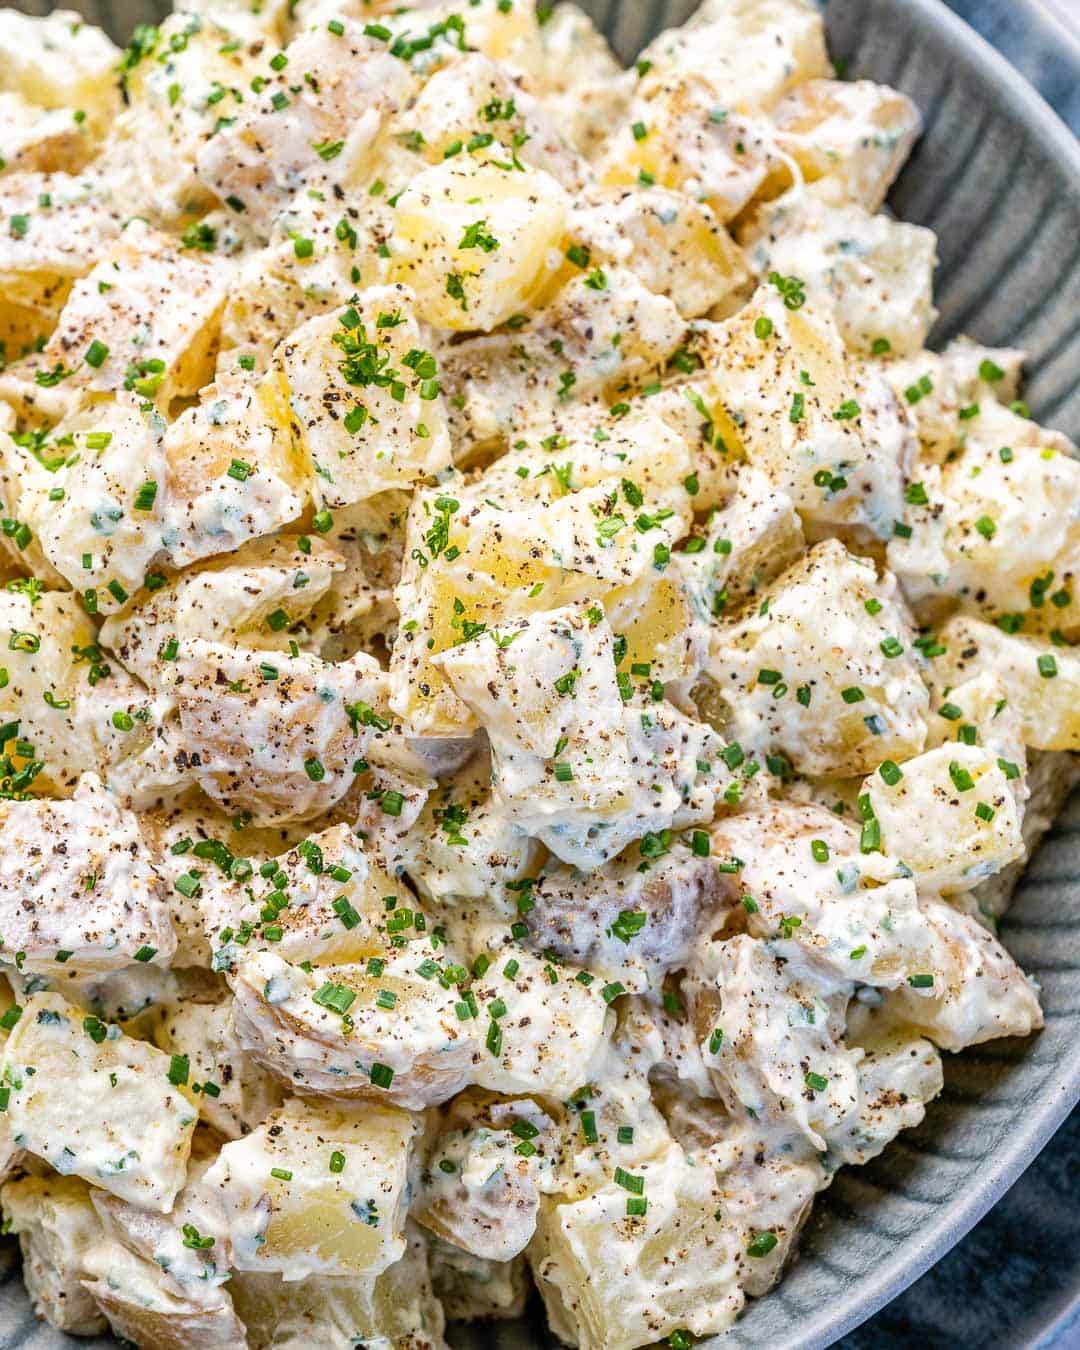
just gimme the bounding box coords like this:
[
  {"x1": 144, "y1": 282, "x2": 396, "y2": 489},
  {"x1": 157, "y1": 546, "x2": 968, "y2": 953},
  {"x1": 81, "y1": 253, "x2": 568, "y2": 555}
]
[{"x1": 0, "y1": 0, "x2": 1075, "y2": 1346}]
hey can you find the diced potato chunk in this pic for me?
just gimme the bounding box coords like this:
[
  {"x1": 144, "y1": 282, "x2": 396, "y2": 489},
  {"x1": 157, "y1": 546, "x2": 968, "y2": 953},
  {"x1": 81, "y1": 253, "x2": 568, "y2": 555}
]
[
  {"x1": 704, "y1": 539, "x2": 929, "y2": 775},
  {"x1": 436, "y1": 603, "x2": 731, "y2": 867},
  {"x1": 0, "y1": 587, "x2": 103, "y2": 794},
  {"x1": 0, "y1": 171, "x2": 122, "y2": 347},
  {"x1": 706, "y1": 802, "x2": 938, "y2": 991},
  {"x1": 416, "y1": 1092, "x2": 555, "y2": 1260},
  {"x1": 1, "y1": 992, "x2": 197, "y2": 1210},
  {"x1": 689, "y1": 934, "x2": 860, "y2": 1150},
  {"x1": 470, "y1": 945, "x2": 611, "y2": 1099},
  {"x1": 747, "y1": 196, "x2": 937, "y2": 357},
  {"x1": 831, "y1": 1017, "x2": 943, "y2": 1168},
  {"x1": 203, "y1": 1095, "x2": 415, "y2": 1279},
  {"x1": 0, "y1": 10, "x2": 120, "y2": 131},
  {"x1": 772, "y1": 79, "x2": 921, "y2": 211},
  {"x1": 675, "y1": 465, "x2": 805, "y2": 626},
  {"x1": 0, "y1": 772, "x2": 174, "y2": 973},
  {"x1": 886, "y1": 897, "x2": 1043, "y2": 1050},
  {"x1": 570, "y1": 186, "x2": 749, "y2": 318},
  {"x1": 40, "y1": 221, "x2": 227, "y2": 406},
  {"x1": 231, "y1": 1223, "x2": 446, "y2": 1349},
  {"x1": 228, "y1": 948, "x2": 479, "y2": 1109},
  {"x1": 84, "y1": 1182, "x2": 243, "y2": 1350},
  {"x1": 598, "y1": 75, "x2": 779, "y2": 225},
  {"x1": 161, "y1": 378, "x2": 309, "y2": 568},
  {"x1": 889, "y1": 439, "x2": 1080, "y2": 628},
  {"x1": 163, "y1": 641, "x2": 385, "y2": 824},
  {"x1": 930, "y1": 615, "x2": 1080, "y2": 752},
  {"x1": 863, "y1": 743, "x2": 1024, "y2": 893},
  {"x1": 199, "y1": 822, "x2": 402, "y2": 969},
  {"x1": 152, "y1": 998, "x2": 284, "y2": 1141},
  {"x1": 195, "y1": 24, "x2": 418, "y2": 237},
  {"x1": 100, "y1": 537, "x2": 343, "y2": 689},
  {"x1": 0, "y1": 93, "x2": 94, "y2": 175},
  {"x1": 0, "y1": 1173, "x2": 106, "y2": 1334},
  {"x1": 19, "y1": 395, "x2": 169, "y2": 614},
  {"x1": 529, "y1": 1141, "x2": 742, "y2": 1350},
  {"x1": 638, "y1": 0, "x2": 829, "y2": 114},
  {"x1": 274, "y1": 287, "x2": 452, "y2": 507},
  {"x1": 697, "y1": 286, "x2": 914, "y2": 540},
  {"x1": 445, "y1": 263, "x2": 686, "y2": 455},
  {"x1": 390, "y1": 413, "x2": 695, "y2": 736},
  {"x1": 402, "y1": 52, "x2": 582, "y2": 189},
  {"x1": 391, "y1": 153, "x2": 570, "y2": 331}
]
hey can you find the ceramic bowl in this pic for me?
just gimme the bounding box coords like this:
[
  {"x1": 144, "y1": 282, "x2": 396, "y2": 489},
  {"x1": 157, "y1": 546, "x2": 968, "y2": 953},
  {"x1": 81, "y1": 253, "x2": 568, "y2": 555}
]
[{"x1": 0, "y1": 2, "x2": 1077, "y2": 1346}]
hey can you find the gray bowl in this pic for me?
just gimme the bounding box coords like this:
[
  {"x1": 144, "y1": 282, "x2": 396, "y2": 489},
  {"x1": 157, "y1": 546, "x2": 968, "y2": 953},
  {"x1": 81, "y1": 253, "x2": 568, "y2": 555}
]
[{"x1": 0, "y1": 1, "x2": 1078, "y2": 1347}]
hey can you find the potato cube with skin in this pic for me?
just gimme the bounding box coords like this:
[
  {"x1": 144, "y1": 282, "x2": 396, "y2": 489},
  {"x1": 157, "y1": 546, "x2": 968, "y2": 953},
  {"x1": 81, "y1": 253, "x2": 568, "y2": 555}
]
[
  {"x1": 390, "y1": 153, "x2": 570, "y2": 332},
  {"x1": 195, "y1": 25, "x2": 418, "y2": 239},
  {"x1": 152, "y1": 998, "x2": 285, "y2": 1141},
  {"x1": 570, "y1": 187, "x2": 750, "y2": 320},
  {"x1": 228, "y1": 948, "x2": 479, "y2": 1109},
  {"x1": 203, "y1": 1095, "x2": 415, "y2": 1279},
  {"x1": 0, "y1": 1174, "x2": 107, "y2": 1335},
  {"x1": 746, "y1": 195, "x2": 938, "y2": 358},
  {"x1": 697, "y1": 287, "x2": 914, "y2": 541},
  {"x1": 275, "y1": 289, "x2": 452, "y2": 508},
  {"x1": 19, "y1": 395, "x2": 169, "y2": 616},
  {"x1": 470, "y1": 944, "x2": 612, "y2": 1100},
  {"x1": 1, "y1": 992, "x2": 197, "y2": 1210},
  {"x1": 863, "y1": 743, "x2": 1025, "y2": 893},
  {"x1": 529, "y1": 1141, "x2": 743, "y2": 1350},
  {"x1": 0, "y1": 772, "x2": 174, "y2": 974},
  {"x1": 162, "y1": 640, "x2": 385, "y2": 825},
  {"x1": 84, "y1": 1181, "x2": 243, "y2": 1349},
  {"x1": 416, "y1": 1092, "x2": 556, "y2": 1261},
  {"x1": 161, "y1": 379, "x2": 309, "y2": 569},
  {"x1": 706, "y1": 803, "x2": 939, "y2": 992},
  {"x1": 526, "y1": 845, "x2": 729, "y2": 995},
  {"x1": 100, "y1": 537, "x2": 344, "y2": 690},
  {"x1": 887, "y1": 897, "x2": 1043, "y2": 1051},
  {"x1": 83, "y1": 1240, "x2": 247, "y2": 1350},
  {"x1": 772, "y1": 79, "x2": 922, "y2": 211},
  {"x1": 40, "y1": 221, "x2": 228, "y2": 406},
  {"x1": 930, "y1": 614, "x2": 1080, "y2": 752},
  {"x1": 703, "y1": 539, "x2": 930, "y2": 776},
  {"x1": 638, "y1": 0, "x2": 829, "y2": 114},
  {"x1": 0, "y1": 10, "x2": 120, "y2": 133}
]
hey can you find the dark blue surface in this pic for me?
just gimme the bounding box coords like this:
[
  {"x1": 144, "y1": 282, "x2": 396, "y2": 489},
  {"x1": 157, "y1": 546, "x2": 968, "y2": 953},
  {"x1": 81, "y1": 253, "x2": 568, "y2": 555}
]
[{"x1": 844, "y1": 5, "x2": 1080, "y2": 1347}]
